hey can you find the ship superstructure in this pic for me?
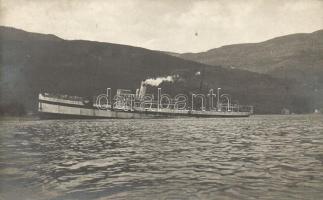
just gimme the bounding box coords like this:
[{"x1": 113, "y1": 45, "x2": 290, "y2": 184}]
[{"x1": 38, "y1": 82, "x2": 253, "y2": 119}]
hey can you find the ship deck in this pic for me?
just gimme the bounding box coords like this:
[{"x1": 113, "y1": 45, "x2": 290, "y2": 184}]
[{"x1": 38, "y1": 96, "x2": 251, "y2": 119}]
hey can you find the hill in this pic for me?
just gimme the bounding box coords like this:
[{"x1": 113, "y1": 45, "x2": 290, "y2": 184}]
[
  {"x1": 168, "y1": 30, "x2": 323, "y2": 112},
  {"x1": 0, "y1": 26, "x2": 315, "y2": 115},
  {"x1": 173, "y1": 30, "x2": 323, "y2": 74}
]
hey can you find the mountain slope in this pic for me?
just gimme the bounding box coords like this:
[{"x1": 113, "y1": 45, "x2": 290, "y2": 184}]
[
  {"x1": 174, "y1": 29, "x2": 323, "y2": 74},
  {"x1": 0, "y1": 26, "x2": 314, "y2": 115},
  {"x1": 169, "y1": 30, "x2": 323, "y2": 111}
]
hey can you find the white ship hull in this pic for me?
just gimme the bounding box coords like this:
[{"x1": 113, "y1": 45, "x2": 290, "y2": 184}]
[{"x1": 38, "y1": 94, "x2": 251, "y2": 119}]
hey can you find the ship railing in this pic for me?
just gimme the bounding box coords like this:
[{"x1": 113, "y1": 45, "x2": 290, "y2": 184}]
[
  {"x1": 41, "y1": 92, "x2": 85, "y2": 102},
  {"x1": 133, "y1": 106, "x2": 189, "y2": 113},
  {"x1": 103, "y1": 99, "x2": 253, "y2": 114},
  {"x1": 205, "y1": 104, "x2": 253, "y2": 113},
  {"x1": 93, "y1": 103, "x2": 112, "y2": 109}
]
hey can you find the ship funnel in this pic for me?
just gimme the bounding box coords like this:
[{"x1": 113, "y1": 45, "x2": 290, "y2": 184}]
[
  {"x1": 138, "y1": 81, "x2": 147, "y2": 100},
  {"x1": 135, "y1": 89, "x2": 139, "y2": 99}
]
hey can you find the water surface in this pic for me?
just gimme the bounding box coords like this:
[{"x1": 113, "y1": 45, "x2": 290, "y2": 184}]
[{"x1": 1, "y1": 115, "x2": 323, "y2": 199}]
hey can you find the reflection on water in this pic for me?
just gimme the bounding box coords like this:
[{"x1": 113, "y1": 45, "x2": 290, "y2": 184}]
[{"x1": 1, "y1": 115, "x2": 323, "y2": 200}]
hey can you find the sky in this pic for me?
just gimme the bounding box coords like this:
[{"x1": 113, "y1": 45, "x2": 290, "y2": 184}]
[{"x1": 1, "y1": 0, "x2": 323, "y2": 53}]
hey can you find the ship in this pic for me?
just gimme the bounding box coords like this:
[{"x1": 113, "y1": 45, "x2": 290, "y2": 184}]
[{"x1": 38, "y1": 82, "x2": 253, "y2": 119}]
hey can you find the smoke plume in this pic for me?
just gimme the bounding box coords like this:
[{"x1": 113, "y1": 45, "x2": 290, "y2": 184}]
[{"x1": 144, "y1": 75, "x2": 174, "y2": 86}]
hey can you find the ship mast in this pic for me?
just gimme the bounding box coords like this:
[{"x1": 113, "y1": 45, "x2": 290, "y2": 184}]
[{"x1": 199, "y1": 67, "x2": 206, "y2": 92}]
